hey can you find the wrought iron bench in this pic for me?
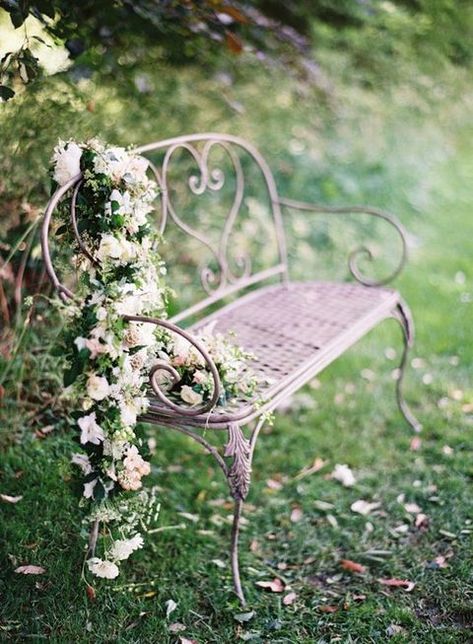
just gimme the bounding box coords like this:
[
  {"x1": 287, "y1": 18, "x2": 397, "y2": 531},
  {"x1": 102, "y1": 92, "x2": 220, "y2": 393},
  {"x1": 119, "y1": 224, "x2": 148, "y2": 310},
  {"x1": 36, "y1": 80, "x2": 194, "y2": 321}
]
[{"x1": 41, "y1": 133, "x2": 421, "y2": 605}]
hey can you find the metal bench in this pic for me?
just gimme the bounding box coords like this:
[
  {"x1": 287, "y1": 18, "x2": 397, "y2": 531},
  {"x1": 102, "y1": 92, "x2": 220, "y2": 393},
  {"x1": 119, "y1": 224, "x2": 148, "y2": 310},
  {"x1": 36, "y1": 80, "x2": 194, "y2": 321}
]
[{"x1": 41, "y1": 133, "x2": 421, "y2": 605}]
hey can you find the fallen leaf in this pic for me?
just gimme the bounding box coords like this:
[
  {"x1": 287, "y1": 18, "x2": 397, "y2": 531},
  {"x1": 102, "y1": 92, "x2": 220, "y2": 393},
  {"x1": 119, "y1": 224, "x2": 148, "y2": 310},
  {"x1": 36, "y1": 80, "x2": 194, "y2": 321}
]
[
  {"x1": 331, "y1": 464, "x2": 356, "y2": 487},
  {"x1": 86, "y1": 585, "x2": 96, "y2": 601},
  {"x1": 295, "y1": 457, "x2": 327, "y2": 480},
  {"x1": 0, "y1": 494, "x2": 23, "y2": 503},
  {"x1": 319, "y1": 605, "x2": 338, "y2": 613},
  {"x1": 378, "y1": 578, "x2": 415, "y2": 592},
  {"x1": 169, "y1": 623, "x2": 186, "y2": 633},
  {"x1": 351, "y1": 500, "x2": 381, "y2": 516},
  {"x1": 233, "y1": 610, "x2": 255, "y2": 623},
  {"x1": 410, "y1": 437, "x2": 422, "y2": 451},
  {"x1": 404, "y1": 502, "x2": 422, "y2": 514},
  {"x1": 290, "y1": 507, "x2": 303, "y2": 522},
  {"x1": 14, "y1": 565, "x2": 45, "y2": 575},
  {"x1": 386, "y1": 624, "x2": 405, "y2": 637},
  {"x1": 266, "y1": 478, "x2": 283, "y2": 490},
  {"x1": 353, "y1": 594, "x2": 366, "y2": 602},
  {"x1": 179, "y1": 638, "x2": 197, "y2": 644},
  {"x1": 340, "y1": 559, "x2": 366, "y2": 574},
  {"x1": 211, "y1": 559, "x2": 226, "y2": 569},
  {"x1": 314, "y1": 500, "x2": 335, "y2": 511},
  {"x1": 415, "y1": 513, "x2": 429, "y2": 529},
  {"x1": 283, "y1": 591, "x2": 297, "y2": 605},
  {"x1": 256, "y1": 578, "x2": 285, "y2": 593},
  {"x1": 165, "y1": 599, "x2": 177, "y2": 618}
]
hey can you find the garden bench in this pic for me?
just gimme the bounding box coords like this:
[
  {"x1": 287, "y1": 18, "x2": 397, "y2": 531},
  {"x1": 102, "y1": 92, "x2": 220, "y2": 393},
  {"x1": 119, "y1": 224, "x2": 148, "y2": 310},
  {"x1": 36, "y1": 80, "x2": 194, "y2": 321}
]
[{"x1": 41, "y1": 132, "x2": 421, "y2": 605}]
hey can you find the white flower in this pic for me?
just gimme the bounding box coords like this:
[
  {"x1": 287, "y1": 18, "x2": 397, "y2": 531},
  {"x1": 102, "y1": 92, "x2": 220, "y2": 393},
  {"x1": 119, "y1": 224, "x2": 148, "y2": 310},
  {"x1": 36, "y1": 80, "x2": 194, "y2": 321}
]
[
  {"x1": 52, "y1": 141, "x2": 82, "y2": 186},
  {"x1": 83, "y1": 479, "x2": 97, "y2": 499},
  {"x1": 109, "y1": 534, "x2": 144, "y2": 561},
  {"x1": 71, "y1": 452, "x2": 92, "y2": 475},
  {"x1": 74, "y1": 335, "x2": 105, "y2": 360},
  {"x1": 180, "y1": 385, "x2": 203, "y2": 407},
  {"x1": 87, "y1": 557, "x2": 120, "y2": 579},
  {"x1": 119, "y1": 401, "x2": 138, "y2": 427},
  {"x1": 109, "y1": 189, "x2": 133, "y2": 215},
  {"x1": 96, "y1": 233, "x2": 122, "y2": 261},
  {"x1": 86, "y1": 374, "x2": 110, "y2": 401},
  {"x1": 78, "y1": 412, "x2": 105, "y2": 445},
  {"x1": 331, "y1": 464, "x2": 357, "y2": 487}
]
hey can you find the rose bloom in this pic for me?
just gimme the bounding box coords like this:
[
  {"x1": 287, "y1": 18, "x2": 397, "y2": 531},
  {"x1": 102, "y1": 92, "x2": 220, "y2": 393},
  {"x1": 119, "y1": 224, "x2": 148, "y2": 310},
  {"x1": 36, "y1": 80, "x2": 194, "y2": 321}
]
[
  {"x1": 86, "y1": 374, "x2": 110, "y2": 401},
  {"x1": 180, "y1": 385, "x2": 203, "y2": 406},
  {"x1": 52, "y1": 141, "x2": 82, "y2": 186}
]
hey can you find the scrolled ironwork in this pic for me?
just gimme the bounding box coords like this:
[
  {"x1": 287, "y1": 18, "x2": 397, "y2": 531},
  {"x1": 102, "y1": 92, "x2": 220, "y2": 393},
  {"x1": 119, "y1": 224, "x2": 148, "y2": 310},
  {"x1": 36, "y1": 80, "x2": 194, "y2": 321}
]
[
  {"x1": 224, "y1": 422, "x2": 252, "y2": 500},
  {"x1": 278, "y1": 197, "x2": 408, "y2": 286},
  {"x1": 124, "y1": 314, "x2": 222, "y2": 417}
]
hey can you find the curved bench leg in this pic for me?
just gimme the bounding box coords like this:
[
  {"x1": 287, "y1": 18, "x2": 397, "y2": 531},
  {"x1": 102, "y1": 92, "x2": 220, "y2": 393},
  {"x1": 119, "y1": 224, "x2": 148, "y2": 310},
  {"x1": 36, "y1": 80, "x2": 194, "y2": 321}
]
[
  {"x1": 224, "y1": 422, "x2": 252, "y2": 605},
  {"x1": 392, "y1": 299, "x2": 422, "y2": 433}
]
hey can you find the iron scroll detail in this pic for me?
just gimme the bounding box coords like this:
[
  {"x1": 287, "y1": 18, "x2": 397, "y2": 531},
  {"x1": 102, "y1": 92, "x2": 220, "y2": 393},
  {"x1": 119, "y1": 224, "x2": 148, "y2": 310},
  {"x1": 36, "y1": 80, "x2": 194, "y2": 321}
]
[{"x1": 278, "y1": 197, "x2": 408, "y2": 287}]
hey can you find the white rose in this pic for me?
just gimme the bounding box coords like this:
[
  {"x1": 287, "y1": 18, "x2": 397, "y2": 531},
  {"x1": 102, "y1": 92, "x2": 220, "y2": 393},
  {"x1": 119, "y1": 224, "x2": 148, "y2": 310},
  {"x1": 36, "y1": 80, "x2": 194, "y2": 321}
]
[
  {"x1": 78, "y1": 412, "x2": 105, "y2": 445},
  {"x1": 86, "y1": 374, "x2": 110, "y2": 401},
  {"x1": 96, "y1": 233, "x2": 123, "y2": 262},
  {"x1": 180, "y1": 385, "x2": 203, "y2": 407},
  {"x1": 87, "y1": 558, "x2": 120, "y2": 579},
  {"x1": 52, "y1": 141, "x2": 82, "y2": 186},
  {"x1": 119, "y1": 401, "x2": 138, "y2": 427}
]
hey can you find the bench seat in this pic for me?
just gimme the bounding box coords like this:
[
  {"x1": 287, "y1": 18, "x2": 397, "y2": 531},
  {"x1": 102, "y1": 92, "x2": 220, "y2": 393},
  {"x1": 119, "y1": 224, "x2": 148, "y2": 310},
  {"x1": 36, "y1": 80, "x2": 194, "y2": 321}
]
[{"x1": 144, "y1": 281, "x2": 399, "y2": 428}]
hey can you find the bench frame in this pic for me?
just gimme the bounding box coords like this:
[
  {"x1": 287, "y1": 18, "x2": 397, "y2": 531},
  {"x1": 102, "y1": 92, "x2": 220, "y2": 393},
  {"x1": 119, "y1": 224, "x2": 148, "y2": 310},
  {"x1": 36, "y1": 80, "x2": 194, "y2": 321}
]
[{"x1": 41, "y1": 133, "x2": 421, "y2": 605}]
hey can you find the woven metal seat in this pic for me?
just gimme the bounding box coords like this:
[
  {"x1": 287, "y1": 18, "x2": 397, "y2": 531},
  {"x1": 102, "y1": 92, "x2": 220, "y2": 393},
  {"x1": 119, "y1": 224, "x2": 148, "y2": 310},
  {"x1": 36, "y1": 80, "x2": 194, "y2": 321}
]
[
  {"x1": 144, "y1": 281, "x2": 399, "y2": 427},
  {"x1": 42, "y1": 132, "x2": 421, "y2": 605}
]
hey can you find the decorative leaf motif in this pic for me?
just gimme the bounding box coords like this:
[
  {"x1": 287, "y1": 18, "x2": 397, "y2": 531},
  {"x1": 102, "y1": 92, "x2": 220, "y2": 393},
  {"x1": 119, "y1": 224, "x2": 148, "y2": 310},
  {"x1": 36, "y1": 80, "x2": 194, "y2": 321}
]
[{"x1": 224, "y1": 423, "x2": 251, "y2": 500}]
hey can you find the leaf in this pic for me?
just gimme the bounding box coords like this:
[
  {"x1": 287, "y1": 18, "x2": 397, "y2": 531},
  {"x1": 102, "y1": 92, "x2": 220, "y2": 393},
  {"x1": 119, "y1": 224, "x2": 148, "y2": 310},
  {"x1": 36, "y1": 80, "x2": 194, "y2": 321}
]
[
  {"x1": 378, "y1": 578, "x2": 416, "y2": 592},
  {"x1": 169, "y1": 623, "x2": 186, "y2": 633},
  {"x1": 290, "y1": 507, "x2": 303, "y2": 522},
  {"x1": 179, "y1": 639, "x2": 197, "y2": 644},
  {"x1": 331, "y1": 464, "x2": 356, "y2": 487},
  {"x1": 256, "y1": 577, "x2": 285, "y2": 593},
  {"x1": 0, "y1": 85, "x2": 15, "y2": 101},
  {"x1": 283, "y1": 591, "x2": 297, "y2": 605},
  {"x1": 295, "y1": 456, "x2": 327, "y2": 480},
  {"x1": 15, "y1": 565, "x2": 45, "y2": 575},
  {"x1": 319, "y1": 605, "x2": 338, "y2": 613},
  {"x1": 340, "y1": 559, "x2": 366, "y2": 574},
  {"x1": 0, "y1": 494, "x2": 23, "y2": 503},
  {"x1": 165, "y1": 599, "x2": 177, "y2": 618},
  {"x1": 225, "y1": 32, "x2": 243, "y2": 54},
  {"x1": 350, "y1": 500, "x2": 381, "y2": 516},
  {"x1": 220, "y1": 6, "x2": 249, "y2": 24},
  {"x1": 233, "y1": 610, "x2": 255, "y2": 623},
  {"x1": 86, "y1": 585, "x2": 96, "y2": 601},
  {"x1": 404, "y1": 502, "x2": 422, "y2": 514}
]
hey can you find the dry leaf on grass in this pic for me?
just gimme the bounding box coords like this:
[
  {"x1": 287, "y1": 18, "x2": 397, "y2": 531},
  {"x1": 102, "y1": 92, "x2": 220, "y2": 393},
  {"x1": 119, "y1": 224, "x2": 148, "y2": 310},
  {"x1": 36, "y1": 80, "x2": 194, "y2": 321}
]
[
  {"x1": 0, "y1": 494, "x2": 23, "y2": 503},
  {"x1": 331, "y1": 464, "x2": 356, "y2": 487},
  {"x1": 404, "y1": 502, "x2": 422, "y2": 514},
  {"x1": 378, "y1": 578, "x2": 416, "y2": 592},
  {"x1": 410, "y1": 437, "x2": 422, "y2": 451},
  {"x1": 169, "y1": 623, "x2": 186, "y2": 633},
  {"x1": 351, "y1": 500, "x2": 381, "y2": 516},
  {"x1": 266, "y1": 478, "x2": 283, "y2": 490},
  {"x1": 415, "y1": 513, "x2": 429, "y2": 529},
  {"x1": 340, "y1": 559, "x2": 366, "y2": 574},
  {"x1": 179, "y1": 638, "x2": 197, "y2": 644},
  {"x1": 86, "y1": 585, "x2": 96, "y2": 601},
  {"x1": 319, "y1": 605, "x2": 338, "y2": 613},
  {"x1": 165, "y1": 599, "x2": 177, "y2": 618},
  {"x1": 290, "y1": 507, "x2": 303, "y2": 522},
  {"x1": 283, "y1": 591, "x2": 297, "y2": 605},
  {"x1": 295, "y1": 457, "x2": 327, "y2": 480},
  {"x1": 255, "y1": 578, "x2": 285, "y2": 593},
  {"x1": 14, "y1": 565, "x2": 45, "y2": 575}
]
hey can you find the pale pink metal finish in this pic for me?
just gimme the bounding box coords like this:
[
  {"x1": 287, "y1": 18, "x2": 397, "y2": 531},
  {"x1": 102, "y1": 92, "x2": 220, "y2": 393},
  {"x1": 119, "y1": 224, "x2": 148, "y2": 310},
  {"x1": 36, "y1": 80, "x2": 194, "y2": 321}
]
[{"x1": 41, "y1": 132, "x2": 421, "y2": 606}]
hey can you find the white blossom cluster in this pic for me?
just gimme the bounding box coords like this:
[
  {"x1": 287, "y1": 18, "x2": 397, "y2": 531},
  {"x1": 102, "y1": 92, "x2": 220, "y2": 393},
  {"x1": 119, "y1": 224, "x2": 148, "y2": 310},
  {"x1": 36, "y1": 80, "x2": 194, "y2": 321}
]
[{"x1": 52, "y1": 139, "x2": 258, "y2": 581}]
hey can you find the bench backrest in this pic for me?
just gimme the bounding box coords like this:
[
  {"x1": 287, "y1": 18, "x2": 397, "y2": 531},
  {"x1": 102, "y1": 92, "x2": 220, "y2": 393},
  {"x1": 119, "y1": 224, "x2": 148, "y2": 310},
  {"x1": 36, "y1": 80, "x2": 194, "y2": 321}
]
[{"x1": 42, "y1": 133, "x2": 289, "y2": 323}]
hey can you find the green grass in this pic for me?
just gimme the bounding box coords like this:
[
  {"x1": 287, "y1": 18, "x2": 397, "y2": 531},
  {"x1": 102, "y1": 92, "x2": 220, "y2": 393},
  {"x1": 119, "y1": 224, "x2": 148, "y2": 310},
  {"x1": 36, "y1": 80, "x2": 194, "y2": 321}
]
[{"x1": 1, "y1": 127, "x2": 473, "y2": 643}]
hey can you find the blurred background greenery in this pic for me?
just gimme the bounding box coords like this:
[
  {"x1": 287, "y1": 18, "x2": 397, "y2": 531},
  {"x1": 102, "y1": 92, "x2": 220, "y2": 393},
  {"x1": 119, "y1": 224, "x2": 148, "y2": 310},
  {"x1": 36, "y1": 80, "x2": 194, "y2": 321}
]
[{"x1": 1, "y1": 2, "x2": 472, "y2": 641}]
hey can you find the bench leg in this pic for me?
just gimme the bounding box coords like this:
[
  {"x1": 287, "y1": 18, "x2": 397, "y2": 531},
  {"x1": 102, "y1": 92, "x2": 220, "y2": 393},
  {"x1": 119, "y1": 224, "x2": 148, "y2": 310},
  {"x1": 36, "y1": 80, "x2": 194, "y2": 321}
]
[
  {"x1": 224, "y1": 422, "x2": 252, "y2": 605},
  {"x1": 393, "y1": 300, "x2": 422, "y2": 432}
]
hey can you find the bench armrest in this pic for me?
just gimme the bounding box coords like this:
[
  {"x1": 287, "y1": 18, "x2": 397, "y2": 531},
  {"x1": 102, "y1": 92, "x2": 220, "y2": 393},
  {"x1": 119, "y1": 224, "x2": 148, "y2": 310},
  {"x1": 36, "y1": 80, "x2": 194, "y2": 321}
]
[
  {"x1": 278, "y1": 197, "x2": 408, "y2": 286},
  {"x1": 124, "y1": 314, "x2": 222, "y2": 417}
]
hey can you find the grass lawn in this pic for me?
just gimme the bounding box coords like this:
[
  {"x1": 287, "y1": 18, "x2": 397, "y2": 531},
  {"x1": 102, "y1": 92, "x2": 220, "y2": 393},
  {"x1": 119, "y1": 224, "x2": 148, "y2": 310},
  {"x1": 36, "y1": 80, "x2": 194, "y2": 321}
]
[{"x1": 1, "y1": 130, "x2": 472, "y2": 643}]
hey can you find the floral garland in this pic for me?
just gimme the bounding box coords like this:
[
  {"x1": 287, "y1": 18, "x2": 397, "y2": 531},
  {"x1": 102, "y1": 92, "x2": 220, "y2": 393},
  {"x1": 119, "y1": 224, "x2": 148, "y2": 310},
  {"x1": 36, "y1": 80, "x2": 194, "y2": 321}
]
[{"x1": 51, "y1": 139, "x2": 258, "y2": 580}]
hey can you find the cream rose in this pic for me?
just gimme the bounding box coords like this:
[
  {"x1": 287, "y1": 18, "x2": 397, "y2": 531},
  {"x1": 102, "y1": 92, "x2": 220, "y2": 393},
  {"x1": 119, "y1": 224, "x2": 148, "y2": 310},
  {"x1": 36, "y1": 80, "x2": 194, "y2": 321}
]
[
  {"x1": 52, "y1": 141, "x2": 82, "y2": 186},
  {"x1": 86, "y1": 374, "x2": 110, "y2": 401}
]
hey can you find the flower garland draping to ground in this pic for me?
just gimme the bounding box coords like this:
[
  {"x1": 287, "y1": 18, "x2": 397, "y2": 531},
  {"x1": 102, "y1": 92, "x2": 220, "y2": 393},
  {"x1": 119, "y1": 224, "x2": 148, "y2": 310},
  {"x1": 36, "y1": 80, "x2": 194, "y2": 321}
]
[{"x1": 51, "y1": 140, "x2": 258, "y2": 580}]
